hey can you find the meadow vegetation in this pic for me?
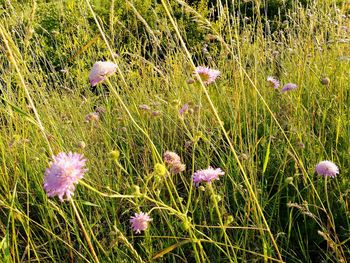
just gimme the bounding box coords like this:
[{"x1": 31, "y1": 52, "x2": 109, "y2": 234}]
[{"x1": 0, "y1": 0, "x2": 349, "y2": 262}]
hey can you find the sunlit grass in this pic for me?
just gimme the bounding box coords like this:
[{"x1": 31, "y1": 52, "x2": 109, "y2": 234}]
[{"x1": 0, "y1": 0, "x2": 349, "y2": 262}]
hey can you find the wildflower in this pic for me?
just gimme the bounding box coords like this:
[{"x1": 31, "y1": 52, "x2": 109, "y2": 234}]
[
  {"x1": 85, "y1": 112, "x2": 99, "y2": 122},
  {"x1": 130, "y1": 212, "x2": 152, "y2": 234},
  {"x1": 281, "y1": 83, "x2": 298, "y2": 93},
  {"x1": 163, "y1": 151, "x2": 185, "y2": 174},
  {"x1": 89, "y1": 61, "x2": 117, "y2": 86},
  {"x1": 154, "y1": 163, "x2": 167, "y2": 177},
  {"x1": 109, "y1": 150, "x2": 120, "y2": 161},
  {"x1": 77, "y1": 141, "x2": 86, "y2": 149},
  {"x1": 193, "y1": 166, "x2": 225, "y2": 186},
  {"x1": 139, "y1": 104, "x2": 151, "y2": 111},
  {"x1": 320, "y1": 77, "x2": 330, "y2": 86},
  {"x1": 151, "y1": 111, "x2": 161, "y2": 117},
  {"x1": 43, "y1": 152, "x2": 87, "y2": 202},
  {"x1": 315, "y1": 160, "x2": 339, "y2": 178},
  {"x1": 179, "y1": 104, "x2": 189, "y2": 116},
  {"x1": 194, "y1": 66, "x2": 220, "y2": 85},
  {"x1": 163, "y1": 151, "x2": 181, "y2": 165},
  {"x1": 267, "y1": 76, "x2": 280, "y2": 89},
  {"x1": 285, "y1": 177, "x2": 294, "y2": 185},
  {"x1": 170, "y1": 162, "x2": 186, "y2": 174}
]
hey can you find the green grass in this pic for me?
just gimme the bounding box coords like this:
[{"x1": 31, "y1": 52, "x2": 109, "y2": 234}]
[{"x1": 0, "y1": 0, "x2": 350, "y2": 262}]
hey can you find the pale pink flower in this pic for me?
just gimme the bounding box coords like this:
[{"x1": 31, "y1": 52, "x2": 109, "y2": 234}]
[
  {"x1": 130, "y1": 212, "x2": 152, "y2": 234},
  {"x1": 194, "y1": 66, "x2": 220, "y2": 85},
  {"x1": 85, "y1": 112, "x2": 100, "y2": 122},
  {"x1": 163, "y1": 151, "x2": 181, "y2": 165},
  {"x1": 193, "y1": 166, "x2": 225, "y2": 186},
  {"x1": 43, "y1": 152, "x2": 87, "y2": 202},
  {"x1": 163, "y1": 151, "x2": 185, "y2": 174},
  {"x1": 179, "y1": 104, "x2": 189, "y2": 116},
  {"x1": 89, "y1": 61, "x2": 117, "y2": 86},
  {"x1": 170, "y1": 162, "x2": 186, "y2": 174},
  {"x1": 281, "y1": 83, "x2": 298, "y2": 93},
  {"x1": 315, "y1": 160, "x2": 339, "y2": 178},
  {"x1": 139, "y1": 104, "x2": 151, "y2": 111},
  {"x1": 267, "y1": 76, "x2": 280, "y2": 89}
]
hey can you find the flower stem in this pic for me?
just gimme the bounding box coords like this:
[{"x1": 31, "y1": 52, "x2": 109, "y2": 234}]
[{"x1": 70, "y1": 199, "x2": 100, "y2": 263}]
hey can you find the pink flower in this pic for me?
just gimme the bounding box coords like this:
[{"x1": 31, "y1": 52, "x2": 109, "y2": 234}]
[
  {"x1": 85, "y1": 112, "x2": 100, "y2": 122},
  {"x1": 163, "y1": 151, "x2": 181, "y2": 165},
  {"x1": 267, "y1": 76, "x2": 280, "y2": 89},
  {"x1": 130, "y1": 212, "x2": 152, "y2": 234},
  {"x1": 170, "y1": 162, "x2": 186, "y2": 174},
  {"x1": 193, "y1": 166, "x2": 225, "y2": 186},
  {"x1": 179, "y1": 104, "x2": 189, "y2": 116},
  {"x1": 194, "y1": 66, "x2": 220, "y2": 85},
  {"x1": 89, "y1": 61, "x2": 117, "y2": 86},
  {"x1": 281, "y1": 83, "x2": 298, "y2": 93},
  {"x1": 315, "y1": 160, "x2": 339, "y2": 178},
  {"x1": 43, "y1": 152, "x2": 87, "y2": 202}
]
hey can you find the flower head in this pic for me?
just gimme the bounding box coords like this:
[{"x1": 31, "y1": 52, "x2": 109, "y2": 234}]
[
  {"x1": 267, "y1": 76, "x2": 280, "y2": 89},
  {"x1": 281, "y1": 83, "x2": 298, "y2": 93},
  {"x1": 193, "y1": 166, "x2": 225, "y2": 186},
  {"x1": 315, "y1": 160, "x2": 339, "y2": 178},
  {"x1": 170, "y1": 162, "x2": 186, "y2": 174},
  {"x1": 163, "y1": 151, "x2": 181, "y2": 165},
  {"x1": 320, "y1": 77, "x2": 330, "y2": 86},
  {"x1": 163, "y1": 151, "x2": 185, "y2": 174},
  {"x1": 179, "y1": 104, "x2": 189, "y2": 116},
  {"x1": 154, "y1": 163, "x2": 167, "y2": 177},
  {"x1": 43, "y1": 152, "x2": 87, "y2": 201},
  {"x1": 89, "y1": 61, "x2": 117, "y2": 86},
  {"x1": 139, "y1": 104, "x2": 151, "y2": 111},
  {"x1": 194, "y1": 66, "x2": 220, "y2": 85},
  {"x1": 85, "y1": 112, "x2": 100, "y2": 122},
  {"x1": 130, "y1": 212, "x2": 152, "y2": 234}
]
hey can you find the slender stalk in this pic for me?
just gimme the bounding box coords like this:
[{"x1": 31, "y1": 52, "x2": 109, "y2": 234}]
[
  {"x1": 113, "y1": 226, "x2": 145, "y2": 263},
  {"x1": 70, "y1": 200, "x2": 100, "y2": 263},
  {"x1": 208, "y1": 184, "x2": 237, "y2": 262}
]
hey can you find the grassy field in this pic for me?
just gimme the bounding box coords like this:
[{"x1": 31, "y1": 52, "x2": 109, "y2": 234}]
[{"x1": 0, "y1": 0, "x2": 350, "y2": 262}]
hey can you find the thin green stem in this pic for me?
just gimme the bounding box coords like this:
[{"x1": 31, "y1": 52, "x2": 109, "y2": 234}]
[{"x1": 70, "y1": 200, "x2": 100, "y2": 263}]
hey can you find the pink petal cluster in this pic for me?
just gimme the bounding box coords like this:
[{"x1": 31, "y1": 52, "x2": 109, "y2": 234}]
[
  {"x1": 315, "y1": 160, "x2": 339, "y2": 178},
  {"x1": 163, "y1": 151, "x2": 186, "y2": 174},
  {"x1": 193, "y1": 166, "x2": 225, "y2": 186},
  {"x1": 89, "y1": 61, "x2": 117, "y2": 86},
  {"x1": 194, "y1": 66, "x2": 220, "y2": 85},
  {"x1": 43, "y1": 152, "x2": 87, "y2": 202},
  {"x1": 267, "y1": 76, "x2": 280, "y2": 89},
  {"x1": 281, "y1": 83, "x2": 298, "y2": 93},
  {"x1": 163, "y1": 151, "x2": 181, "y2": 165},
  {"x1": 179, "y1": 104, "x2": 189, "y2": 116},
  {"x1": 85, "y1": 112, "x2": 100, "y2": 122},
  {"x1": 130, "y1": 212, "x2": 152, "y2": 234}
]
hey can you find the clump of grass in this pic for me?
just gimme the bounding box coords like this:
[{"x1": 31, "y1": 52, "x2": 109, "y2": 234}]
[{"x1": 0, "y1": 0, "x2": 349, "y2": 262}]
